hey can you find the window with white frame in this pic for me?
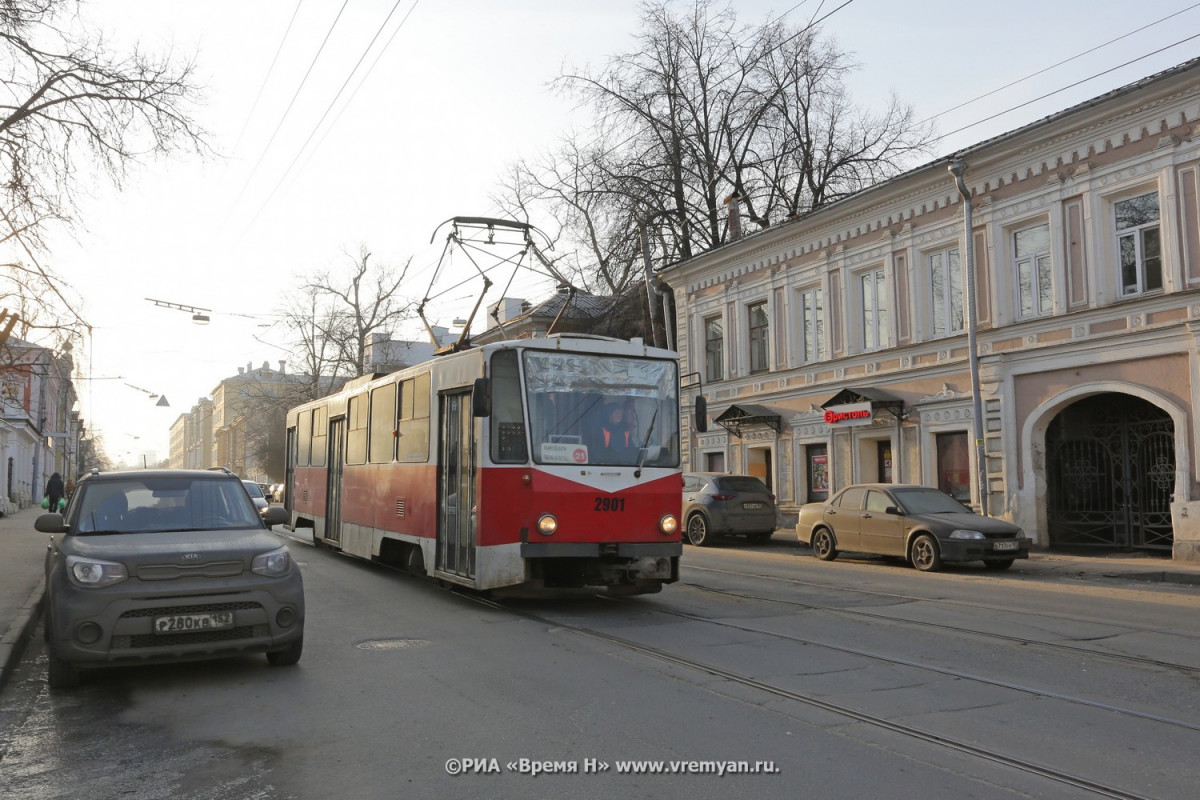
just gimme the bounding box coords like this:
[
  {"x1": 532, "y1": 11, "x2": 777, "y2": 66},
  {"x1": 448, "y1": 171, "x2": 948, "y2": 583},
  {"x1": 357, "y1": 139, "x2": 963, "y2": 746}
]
[
  {"x1": 748, "y1": 301, "x2": 769, "y2": 373},
  {"x1": 1014, "y1": 223, "x2": 1052, "y2": 318},
  {"x1": 929, "y1": 247, "x2": 963, "y2": 337},
  {"x1": 1115, "y1": 191, "x2": 1162, "y2": 296},
  {"x1": 860, "y1": 268, "x2": 890, "y2": 350},
  {"x1": 797, "y1": 286, "x2": 824, "y2": 363},
  {"x1": 703, "y1": 315, "x2": 724, "y2": 382}
]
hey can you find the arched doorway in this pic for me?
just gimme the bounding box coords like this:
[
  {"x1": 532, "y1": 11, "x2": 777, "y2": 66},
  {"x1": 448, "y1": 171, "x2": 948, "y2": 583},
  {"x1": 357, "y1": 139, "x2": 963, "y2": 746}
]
[{"x1": 1046, "y1": 393, "x2": 1174, "y2": 551}]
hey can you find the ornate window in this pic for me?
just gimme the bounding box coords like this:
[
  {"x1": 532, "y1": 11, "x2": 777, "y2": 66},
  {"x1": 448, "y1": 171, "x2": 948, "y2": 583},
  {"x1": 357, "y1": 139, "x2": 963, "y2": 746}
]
[{"x1": 1115, "y1": 191, "x2": 1162, "y2": 296}]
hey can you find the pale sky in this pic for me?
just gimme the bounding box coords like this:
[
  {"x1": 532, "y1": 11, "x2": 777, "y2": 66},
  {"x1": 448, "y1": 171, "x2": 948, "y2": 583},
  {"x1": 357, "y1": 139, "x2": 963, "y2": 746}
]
[{"x1": 24, "y1": 0, "x2": 1200, "y2": 463}]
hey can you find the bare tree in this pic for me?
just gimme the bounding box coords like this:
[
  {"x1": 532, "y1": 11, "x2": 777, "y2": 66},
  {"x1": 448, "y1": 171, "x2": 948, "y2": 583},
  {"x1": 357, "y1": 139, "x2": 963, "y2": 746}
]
[
  {"x1": 279, "y1": 246, "x2": 415, "y2": 387},
  {"x1": 497, "y1": 0, "x2": 934, "y2": 291},
  {"x1": 0, "y1": 0, "x2": 208, "y2": 342}
]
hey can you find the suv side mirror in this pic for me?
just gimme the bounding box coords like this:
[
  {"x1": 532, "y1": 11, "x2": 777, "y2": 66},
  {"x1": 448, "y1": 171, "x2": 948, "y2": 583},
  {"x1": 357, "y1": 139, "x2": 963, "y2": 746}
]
[{"x1": 35, "y1": 513, "x2": 67, "y2": 534}]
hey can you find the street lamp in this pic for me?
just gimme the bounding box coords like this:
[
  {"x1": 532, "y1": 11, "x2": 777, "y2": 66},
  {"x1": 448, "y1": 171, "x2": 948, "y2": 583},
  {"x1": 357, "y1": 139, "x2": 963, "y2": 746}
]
[
  {"x1": 948, "y1": 159, "x2": 988, "y2": 516},
  {"x1": 146, "y1": 297, "x2": 212, "y2": 326},
  {"x1": 125, "y1": 383, "x2": 170, "y2": 407}
]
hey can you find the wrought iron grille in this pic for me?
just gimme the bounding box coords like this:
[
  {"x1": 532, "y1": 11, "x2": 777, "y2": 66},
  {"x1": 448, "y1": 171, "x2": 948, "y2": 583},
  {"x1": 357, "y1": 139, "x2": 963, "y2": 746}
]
[{"x1": 1046, "y1": 394, "x2": 1174, "y2": 550}]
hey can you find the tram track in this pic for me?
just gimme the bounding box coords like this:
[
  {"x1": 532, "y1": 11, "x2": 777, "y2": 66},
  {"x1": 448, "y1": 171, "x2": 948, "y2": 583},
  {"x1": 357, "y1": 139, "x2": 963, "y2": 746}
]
[
  {"x1": 313, "y1": 545, "x2": 1191, "y2": 798},
  {"x1": 474, "y1": 592, "x2": 1162, "y2": 800},
  {"x1": 683, "y1": 566, "x2": 1200, "y2": 673}
]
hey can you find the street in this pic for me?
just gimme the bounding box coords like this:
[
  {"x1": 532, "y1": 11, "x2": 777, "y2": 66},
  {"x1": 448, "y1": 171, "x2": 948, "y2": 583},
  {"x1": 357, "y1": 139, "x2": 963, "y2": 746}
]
[{"x1": 2, "y1": 535, "x2": 1199, "y2": 800}]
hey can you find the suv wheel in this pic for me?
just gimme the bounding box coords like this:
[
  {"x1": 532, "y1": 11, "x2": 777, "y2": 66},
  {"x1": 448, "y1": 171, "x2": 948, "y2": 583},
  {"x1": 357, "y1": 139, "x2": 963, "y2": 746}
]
[
  {"x1": 45, "y1": 621, "x2": 81, "y2": 689},
  {"x1": 267, "y1": 636, "x2": 303, "y2": 667},
  {"x1": 686, "y1": 514, "x2": 714, "y2": 546}
]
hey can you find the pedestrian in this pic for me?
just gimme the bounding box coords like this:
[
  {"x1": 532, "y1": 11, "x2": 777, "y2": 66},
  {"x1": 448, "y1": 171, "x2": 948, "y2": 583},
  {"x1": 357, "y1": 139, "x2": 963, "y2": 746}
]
[{"x1": 45, "y1": 472, "x2": 65, "y2": 513}]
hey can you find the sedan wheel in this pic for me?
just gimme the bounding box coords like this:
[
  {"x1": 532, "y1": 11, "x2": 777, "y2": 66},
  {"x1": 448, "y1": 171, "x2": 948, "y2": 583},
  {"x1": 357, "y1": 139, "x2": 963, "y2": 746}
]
[
  {"x1": 811, "y1": 529, "x2": 838, "y2": 561},
  {"x1": 910, "y1": 534, "x2": 942, "y2": 572}
]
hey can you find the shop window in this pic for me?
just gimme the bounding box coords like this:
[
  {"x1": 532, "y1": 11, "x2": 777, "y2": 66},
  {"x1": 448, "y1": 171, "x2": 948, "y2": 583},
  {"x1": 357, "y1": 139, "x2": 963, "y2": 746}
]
[{"x1": 936, "y1": 431, "x2": 969, "y2": 503}]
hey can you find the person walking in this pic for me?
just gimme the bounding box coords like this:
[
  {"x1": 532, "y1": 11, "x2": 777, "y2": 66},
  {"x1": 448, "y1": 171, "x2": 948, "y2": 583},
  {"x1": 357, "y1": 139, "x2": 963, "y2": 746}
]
[{"x1": 45, "y1": 472, "x2": 65, "y2": 512}]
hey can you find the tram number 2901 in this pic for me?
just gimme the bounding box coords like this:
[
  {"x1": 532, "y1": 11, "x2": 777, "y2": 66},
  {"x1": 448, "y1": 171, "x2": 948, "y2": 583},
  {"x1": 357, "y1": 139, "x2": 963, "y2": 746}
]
[{"x1": 594, "y1": 497, "x2": 626, "y2": 512}]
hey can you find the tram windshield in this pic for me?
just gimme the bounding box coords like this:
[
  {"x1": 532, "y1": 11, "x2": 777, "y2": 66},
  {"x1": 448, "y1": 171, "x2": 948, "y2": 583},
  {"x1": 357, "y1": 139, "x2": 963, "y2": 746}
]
[{"x1": 518, "y1": 350, "x2": 680, "y2": 468}]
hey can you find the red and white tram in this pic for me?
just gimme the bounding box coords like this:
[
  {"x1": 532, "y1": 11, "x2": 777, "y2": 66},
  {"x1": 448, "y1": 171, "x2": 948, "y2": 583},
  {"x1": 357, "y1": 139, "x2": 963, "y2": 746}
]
[{"x1": 284, "y1": 334, "x2": 684, "y2": 594}]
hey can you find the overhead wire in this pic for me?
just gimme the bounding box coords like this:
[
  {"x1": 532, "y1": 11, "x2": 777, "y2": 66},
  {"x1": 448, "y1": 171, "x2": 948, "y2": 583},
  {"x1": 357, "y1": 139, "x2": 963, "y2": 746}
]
[
  {"x1": 241, "y1": 0, "x2": 421, "y2": 233},
  {"x1": 227, "y1": 0, "x2": 351, "y2": 215},
  {"x1": 232, "y1": 0, "x2": 306, "y2": 157},
  {"x1": 919, "y1": 3, "x2": 1200, "y2": 130},
  {"x1": 931, "y1": 30, "x2": 1200, "y2": 147}
]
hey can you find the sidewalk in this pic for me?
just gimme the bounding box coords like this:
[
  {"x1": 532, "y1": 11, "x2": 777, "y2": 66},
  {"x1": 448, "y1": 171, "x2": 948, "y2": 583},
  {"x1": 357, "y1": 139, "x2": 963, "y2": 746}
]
[
  {"x1": 3, "y1": 512, "x2": 1199, "y2": 692},
  {"x1": 0, "y1": 507, "x2": 48, "y2": 692}
]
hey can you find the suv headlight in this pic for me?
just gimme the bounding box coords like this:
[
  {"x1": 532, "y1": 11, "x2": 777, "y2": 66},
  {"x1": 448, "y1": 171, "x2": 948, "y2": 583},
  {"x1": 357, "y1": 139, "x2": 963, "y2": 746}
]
[
  {"x1": 66, "y1": 555, "x2": 128, "y2": 588},
  {"x1": 252, "y1": 546, "x2": 293, "y2": 577},
  {"x1": 949, "y1": 530, "x2": 985, "y2": 540}
]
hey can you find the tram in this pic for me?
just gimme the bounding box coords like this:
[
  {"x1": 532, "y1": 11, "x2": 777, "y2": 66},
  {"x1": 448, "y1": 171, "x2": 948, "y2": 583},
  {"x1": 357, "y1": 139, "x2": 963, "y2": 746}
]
[{"x1": 284, "y1": 334, "x2": 686, "y2": 594}]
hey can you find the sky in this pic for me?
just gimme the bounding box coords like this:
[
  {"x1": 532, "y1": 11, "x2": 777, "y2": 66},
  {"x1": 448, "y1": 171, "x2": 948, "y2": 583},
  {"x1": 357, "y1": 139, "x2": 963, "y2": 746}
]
[{"x1": 21, "y1": 0, "x2": 1200, "y2": 464}]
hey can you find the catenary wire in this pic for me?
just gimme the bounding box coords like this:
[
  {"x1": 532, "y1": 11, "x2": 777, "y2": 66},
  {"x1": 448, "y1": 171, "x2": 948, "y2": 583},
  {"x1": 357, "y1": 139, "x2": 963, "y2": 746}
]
[
  {"x1": 241, "y1": 0, "x2": 420, "y2": 233},
  {"x1": 232, "y1": 0, "x2": 306, "y2": 157}
]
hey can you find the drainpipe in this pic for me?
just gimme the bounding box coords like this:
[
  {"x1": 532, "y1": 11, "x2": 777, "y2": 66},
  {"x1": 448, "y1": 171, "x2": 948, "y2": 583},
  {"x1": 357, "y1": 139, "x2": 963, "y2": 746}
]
[{"x1": 948, "y1": 159, "x2": 988, "y2": 516}]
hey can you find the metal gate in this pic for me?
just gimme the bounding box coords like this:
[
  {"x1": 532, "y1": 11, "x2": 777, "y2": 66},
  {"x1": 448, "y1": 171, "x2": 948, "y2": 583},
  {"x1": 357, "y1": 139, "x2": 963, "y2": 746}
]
[{"x1": 1046, "y1": 394, "x2": 1174, "y2": 550}]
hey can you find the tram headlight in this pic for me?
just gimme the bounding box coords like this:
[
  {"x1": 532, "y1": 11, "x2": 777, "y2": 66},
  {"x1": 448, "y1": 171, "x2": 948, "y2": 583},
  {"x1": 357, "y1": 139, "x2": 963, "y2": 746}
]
[
  {"x1": 537, "y1": 514, "x2": 558, "y2": 536},
  {"x1": 659, "y1": 514, "x2": 678, "y2": 535}
]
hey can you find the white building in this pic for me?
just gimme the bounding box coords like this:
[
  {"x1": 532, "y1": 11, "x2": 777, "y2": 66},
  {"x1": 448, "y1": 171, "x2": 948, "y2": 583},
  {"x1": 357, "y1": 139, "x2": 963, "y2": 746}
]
[{"x1": 661, "y1": 57, "x2": 1200, "y2": 561}]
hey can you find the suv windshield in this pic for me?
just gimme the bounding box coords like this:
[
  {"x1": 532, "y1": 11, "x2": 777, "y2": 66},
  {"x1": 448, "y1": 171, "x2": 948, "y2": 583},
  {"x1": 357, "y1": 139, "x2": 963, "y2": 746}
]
[{"x1": 72, "y1": 476, "x2": 262, "y2": 534}]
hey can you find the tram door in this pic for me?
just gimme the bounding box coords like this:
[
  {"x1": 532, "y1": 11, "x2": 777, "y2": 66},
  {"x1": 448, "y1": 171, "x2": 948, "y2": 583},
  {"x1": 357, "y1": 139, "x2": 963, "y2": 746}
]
[
  {"x1": 283, "y1": 427, "x2": 295, "y2": 514},
  {"x1": 437, "y1": 390, "x2": 476, "y2": 579},
  {"x1": 325, "y1": 417, "x2": 345, "y2": 545}
]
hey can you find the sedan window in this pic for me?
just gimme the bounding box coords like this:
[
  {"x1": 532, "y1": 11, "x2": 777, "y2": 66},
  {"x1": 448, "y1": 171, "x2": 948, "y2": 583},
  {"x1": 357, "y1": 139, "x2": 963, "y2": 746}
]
[
  {"x1": 865, "y1": 490, "x2": 893, "y2": 513},
  {"x1": 837, "y1": 487, "x2": 866, "y2": 510}
]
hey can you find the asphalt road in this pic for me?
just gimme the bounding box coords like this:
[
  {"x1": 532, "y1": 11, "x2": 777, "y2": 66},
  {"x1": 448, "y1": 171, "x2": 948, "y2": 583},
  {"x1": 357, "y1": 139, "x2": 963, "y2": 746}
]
[{"x1": 1, "y1": 536, "x2": 1198, "y2": 800}]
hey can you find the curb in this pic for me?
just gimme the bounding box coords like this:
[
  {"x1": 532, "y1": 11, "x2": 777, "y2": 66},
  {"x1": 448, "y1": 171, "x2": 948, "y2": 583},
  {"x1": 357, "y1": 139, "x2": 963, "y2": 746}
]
[{"x1": 0, "y1": 577, "x2": 44, "y2": 692}]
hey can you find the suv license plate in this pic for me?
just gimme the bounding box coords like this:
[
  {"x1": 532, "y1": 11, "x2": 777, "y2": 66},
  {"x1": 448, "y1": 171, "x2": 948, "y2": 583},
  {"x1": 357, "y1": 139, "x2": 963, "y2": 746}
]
[
  {"x1": 743, "y1": 502, "x2": 765, "y2": 510},
  {"x1": 993, "y1": 541, "x2": 1019, "y2": 552},
  {"x1": 154, "y1": 612, "x2": 235, "y2": 634}
]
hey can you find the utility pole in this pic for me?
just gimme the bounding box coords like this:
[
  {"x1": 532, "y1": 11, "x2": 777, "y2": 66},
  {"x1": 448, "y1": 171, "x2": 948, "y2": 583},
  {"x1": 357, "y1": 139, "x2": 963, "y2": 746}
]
[{"x1": 948, "y1": 160, "x2": 988, "y2": 516}]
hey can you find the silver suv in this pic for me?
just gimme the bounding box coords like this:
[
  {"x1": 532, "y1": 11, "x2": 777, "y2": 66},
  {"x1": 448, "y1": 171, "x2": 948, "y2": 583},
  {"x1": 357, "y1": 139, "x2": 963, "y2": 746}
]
[
  {"x1": 36, "y1": 469, "x2": 304, "y2": 689},
  {"x1": 682, "y1": 472, "x2": 777, "y2": 546}
]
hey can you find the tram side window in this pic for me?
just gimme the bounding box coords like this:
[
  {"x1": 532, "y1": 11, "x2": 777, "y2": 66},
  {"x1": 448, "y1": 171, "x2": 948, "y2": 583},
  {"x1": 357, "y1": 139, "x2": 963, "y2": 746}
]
[
  {"x1": 311, "y1": 406, "x2": 327, "y2": 467},
  {"x1": 397, "y1": 372, "x2": 431, "y2": 462},
  {"x1": 296, "y1": 411, "x2": 312, "y2": 467},
  {"x1": 347, "y1": 395, "x2": 368, "y2": 464},
  {"x1": 369, "y1": 383, "x2": 397, "y2": 463},
  {"x1": 490, "y1": 350, "x2": 527, "y2": 463}
]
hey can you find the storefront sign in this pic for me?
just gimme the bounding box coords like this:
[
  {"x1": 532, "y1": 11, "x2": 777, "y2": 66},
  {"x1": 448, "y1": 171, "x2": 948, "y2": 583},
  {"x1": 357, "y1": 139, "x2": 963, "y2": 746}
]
[{"x1": 824, "y1": 402, "x2": 874, "y2": 427}]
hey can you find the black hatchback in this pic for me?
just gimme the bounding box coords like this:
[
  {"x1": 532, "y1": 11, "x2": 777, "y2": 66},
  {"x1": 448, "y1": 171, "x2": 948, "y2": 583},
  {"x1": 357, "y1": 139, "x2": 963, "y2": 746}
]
[{"x1": 682, "y1": 473, "x2": 777, "y2": 546}]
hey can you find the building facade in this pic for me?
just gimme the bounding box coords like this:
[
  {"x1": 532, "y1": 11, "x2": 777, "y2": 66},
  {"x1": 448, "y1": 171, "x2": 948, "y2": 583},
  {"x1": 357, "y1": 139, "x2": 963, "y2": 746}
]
[
  {"x1": 0, "y1": 339, "x2": 81, "y2": 511},
  {"x1": 660, "y1": 57, "x2": 1200, "y2": 562}
]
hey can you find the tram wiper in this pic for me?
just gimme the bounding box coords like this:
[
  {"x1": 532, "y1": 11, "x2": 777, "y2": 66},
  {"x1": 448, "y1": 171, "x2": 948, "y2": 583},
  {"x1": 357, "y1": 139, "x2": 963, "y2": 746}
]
[{"x1": 633, "y1": 406, "x2": 659, "y2": 479}]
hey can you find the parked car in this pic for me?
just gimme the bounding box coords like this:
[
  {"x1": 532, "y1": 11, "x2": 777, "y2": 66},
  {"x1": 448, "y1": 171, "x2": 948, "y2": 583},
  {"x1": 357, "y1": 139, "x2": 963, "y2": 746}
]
[
  {"x1": 796, "y1": 483, "x2": 1029, "y2": 571},
  {"x1": 682, "y1": 472, "x2": 777, "y2": 546},
  {"x1": 243, "y1": 480, "x2": 270, "y2": 516},
  {"x1": 35, "y1": 468, "x2": 303, "y2": 689}
]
